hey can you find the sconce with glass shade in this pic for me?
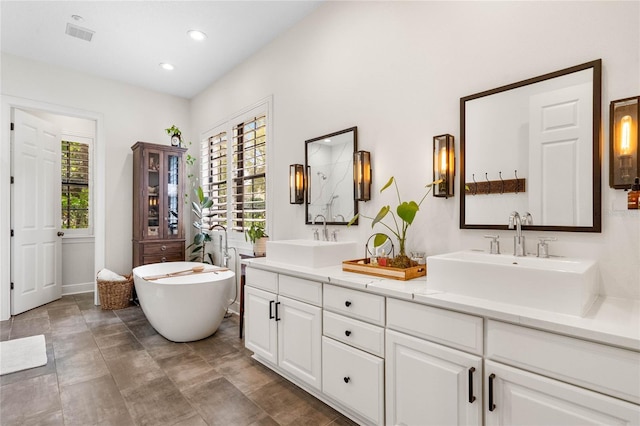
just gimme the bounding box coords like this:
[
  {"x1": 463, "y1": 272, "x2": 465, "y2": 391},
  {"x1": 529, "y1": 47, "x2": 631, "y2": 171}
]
[
  {"x1": 433, "y1": 134, "x2": 455, "y2": 198},
  {"x1": 610, "y1": 96, "x2": 639, "y2": 189},
  {"x1": 289, "y1": 164, "x2": 305, "y2": 204},
  {"x1": 354, "y1": 150, "x2": 371, "y2": 201}
]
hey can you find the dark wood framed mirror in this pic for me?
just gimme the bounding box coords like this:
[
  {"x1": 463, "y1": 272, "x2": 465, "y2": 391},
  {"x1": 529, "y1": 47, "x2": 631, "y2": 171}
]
[
  {"x1": 460, "y1": 59, "x2": 602, "y2": 232},
  {"x1": 305, "y1": 127, "x2": 358, "y2": 225}
]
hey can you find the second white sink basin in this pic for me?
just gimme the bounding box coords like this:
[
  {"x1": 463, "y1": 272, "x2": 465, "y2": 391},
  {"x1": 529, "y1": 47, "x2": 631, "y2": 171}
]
[
  {"x1": 427, "y1": 250, "x2": 599, "y2": 316},
  {"x1": 266, "y1": 239, "x2": 358, "y2": 268}
]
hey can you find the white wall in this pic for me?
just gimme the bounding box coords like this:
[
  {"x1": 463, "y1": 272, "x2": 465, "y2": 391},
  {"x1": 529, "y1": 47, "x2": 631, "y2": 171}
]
[
  {"x1": 1, "y1": 53, "x2": 191, "y2": 319},
  {"x1": 191, "y1": 1, "x2": 640, "y2": 299}
]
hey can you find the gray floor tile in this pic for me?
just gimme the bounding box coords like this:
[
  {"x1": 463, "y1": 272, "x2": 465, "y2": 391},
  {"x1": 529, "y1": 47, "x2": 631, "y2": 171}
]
[
  {"x1": 60, "y1": 375, "x2": 134, "y2": 425},
  {"x1": 0, "y1": 373, "x2": 61, "y2": 425}
]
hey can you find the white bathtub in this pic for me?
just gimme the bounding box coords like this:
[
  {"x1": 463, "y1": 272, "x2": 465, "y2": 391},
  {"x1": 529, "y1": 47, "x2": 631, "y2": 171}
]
[{"x1": 132, "y1": 262, "x2": 235, "y2": 342}]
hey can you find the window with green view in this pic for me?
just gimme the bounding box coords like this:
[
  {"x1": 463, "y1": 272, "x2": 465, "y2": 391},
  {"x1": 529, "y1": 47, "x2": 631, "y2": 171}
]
[{"x1": 61, "y1": 140, "x2": 90, "y2": 229}]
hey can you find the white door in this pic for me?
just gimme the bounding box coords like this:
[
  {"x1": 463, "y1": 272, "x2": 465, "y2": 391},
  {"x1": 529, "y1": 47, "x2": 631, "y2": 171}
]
[
  {"x1": 529, "y1": 82, "x2": 592, "y2": 226},
  {"x1": 244, "y1": 285, "x2": 277, "y2": 364},
  {"x1": 485, "y1": 361, "x2": 640, "y2": 426},
  {"x1": 386, "y1": 329, "x2": 483, "y2": 426},
  {"x1": 277, "y1": 295, "x2": 322, "y2": 390},
  {"x1": 11, "y1": 109, "x2": 62, "y2": 314}
]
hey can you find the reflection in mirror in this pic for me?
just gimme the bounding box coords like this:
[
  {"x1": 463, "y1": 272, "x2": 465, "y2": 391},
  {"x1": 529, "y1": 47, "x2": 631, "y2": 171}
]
[
  {"x1": 460, "y1": 60, "x2": 601, "y2": 232},
  {"x1": 305, "y1": 127, "x2": 357, "y2": 225}
]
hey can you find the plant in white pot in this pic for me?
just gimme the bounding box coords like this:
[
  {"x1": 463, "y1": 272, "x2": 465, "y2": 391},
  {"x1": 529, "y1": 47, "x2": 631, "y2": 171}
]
[{"x1": 245, "y1": 223, "x2": 268, "y2": 256}]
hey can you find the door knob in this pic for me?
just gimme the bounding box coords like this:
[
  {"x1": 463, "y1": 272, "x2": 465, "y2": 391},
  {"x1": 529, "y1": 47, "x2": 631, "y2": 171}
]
[{"x1": 57, "y1": 231, "x2": 65, "y2": 237}]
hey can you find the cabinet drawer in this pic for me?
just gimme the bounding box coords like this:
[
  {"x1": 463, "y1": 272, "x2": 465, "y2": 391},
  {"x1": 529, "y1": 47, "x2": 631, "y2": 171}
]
[
  {"x1": 246, "y1": 268, "x2": 278, "y2": 293},
  {"x1": 279, "y1": 275, "x2": 322, "y2": 306},
  {"x1": 387, "y1": 298, "x2": 483, "y2": 355},
  {"x1": 324, "y1": 284, "x2": 385, "y2": 326},
  {"x1": 142, "y1": 253, "x2": 183, "y2": 264},
  {"x1": 487, "y1": 320, "x2": 640, "y2": 404},
  {"x1": 322, "y1": 337, "x2": 384, "y2": 426},
  {"x1": 324, "y1": 311, "x2": 384, "y2": 357},
  {"x1": 143, "y1": 241, "x2": 184, "y2": 255}
]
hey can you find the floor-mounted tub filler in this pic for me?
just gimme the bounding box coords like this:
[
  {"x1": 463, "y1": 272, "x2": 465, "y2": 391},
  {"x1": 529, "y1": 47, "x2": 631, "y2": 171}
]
[{"x1": 133, "y1": 262, "x2": 235, "y2": 342}]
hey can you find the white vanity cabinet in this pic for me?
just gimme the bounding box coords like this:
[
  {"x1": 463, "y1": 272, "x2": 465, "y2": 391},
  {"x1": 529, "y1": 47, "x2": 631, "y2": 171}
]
[
  {"x1": 322, "y1": 284, "x2": 386, "y2": 426},
  {"x1": 244, "y1": 269, "x2": 322, "y2": 390},
  {"x1": 485, "y1": 320, "x2": 640, "y2": 425},
  {"x1": 386, "y1": 298, "x2": 484, "y2": 426}
]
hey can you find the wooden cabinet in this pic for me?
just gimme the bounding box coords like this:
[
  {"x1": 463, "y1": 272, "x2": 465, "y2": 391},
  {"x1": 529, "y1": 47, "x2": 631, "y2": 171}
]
[{"x1": 132, "y1": 142, "x2": 186, "y2": 267}]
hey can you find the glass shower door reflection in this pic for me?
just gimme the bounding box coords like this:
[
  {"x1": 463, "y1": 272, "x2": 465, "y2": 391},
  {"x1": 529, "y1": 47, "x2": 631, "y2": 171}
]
[{"x1": 166, "y1": 154, "x2": 180, "y2": 236}]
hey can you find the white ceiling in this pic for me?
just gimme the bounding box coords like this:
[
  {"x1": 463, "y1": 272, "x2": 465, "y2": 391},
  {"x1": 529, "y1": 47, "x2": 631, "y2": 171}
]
[{"x1": 1, "y1": 1, "x2": 323, "y2": 99}]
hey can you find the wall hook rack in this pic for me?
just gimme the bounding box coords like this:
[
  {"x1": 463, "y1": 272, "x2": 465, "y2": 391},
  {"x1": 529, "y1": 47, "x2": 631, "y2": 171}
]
[{"x1": 465, "y1": 170, "x2": 526, "y2": 195}]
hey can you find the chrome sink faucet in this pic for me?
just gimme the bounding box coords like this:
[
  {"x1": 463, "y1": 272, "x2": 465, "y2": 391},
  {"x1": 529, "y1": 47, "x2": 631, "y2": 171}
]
[
  {"x1": 313, "y1": 214, "x2": 329, "y2": 241},
  {"x1": 508, "y1": 211, "x2": 526, "y2": 257}
]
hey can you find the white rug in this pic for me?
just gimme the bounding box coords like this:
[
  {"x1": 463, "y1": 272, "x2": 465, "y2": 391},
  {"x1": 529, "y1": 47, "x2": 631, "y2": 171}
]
[{"x1": 0, "y1": 334, "x2": 47, "y2": 376}]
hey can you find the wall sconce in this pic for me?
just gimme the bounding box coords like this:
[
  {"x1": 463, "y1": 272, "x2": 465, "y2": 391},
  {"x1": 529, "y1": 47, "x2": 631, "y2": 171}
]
[
  {"x1": 610, "y1": 96, "x2": 639, "y2": 189},
  {"x1": 354, "y1": 150, "x2": 371, "y2": 201},
  {"x1": 289, "y1": 164, "x2": 305, "y2": 204},
  {"x1": 433, "y1": 134, "x2": 455, "y2": 198}
]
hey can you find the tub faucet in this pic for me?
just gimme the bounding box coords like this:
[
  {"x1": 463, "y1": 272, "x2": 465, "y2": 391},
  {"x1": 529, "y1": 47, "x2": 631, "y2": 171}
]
[
  {"x1": 508, "y1": 211, "x2": 525, "y2": 257},
  {"x1": 313, "y1": 215, "x2": 329, "y2": 241},
  {"x1": 210, "y1": 224, "x2": 230, "y2": 267}
]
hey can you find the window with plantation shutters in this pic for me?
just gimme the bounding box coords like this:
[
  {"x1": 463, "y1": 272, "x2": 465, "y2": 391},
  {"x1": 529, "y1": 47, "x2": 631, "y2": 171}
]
[
  {"x1": 201, "y1": 131, "x2": 228, "y2": 228},
  {"x1": 231, "y1": 115, "x2": 266, "y2": 232},
  {"x1": 200, "y1": 109, "x2": 268, "y2": 239},
  {"x1": 61, "y1": 140, "x2": 90, "y2": 229}
]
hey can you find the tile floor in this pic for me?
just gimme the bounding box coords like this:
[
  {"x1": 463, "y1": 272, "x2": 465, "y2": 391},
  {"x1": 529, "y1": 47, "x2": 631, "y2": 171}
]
[{"x1": 0, "y1": 293, "x2": 357, "y2": 426}]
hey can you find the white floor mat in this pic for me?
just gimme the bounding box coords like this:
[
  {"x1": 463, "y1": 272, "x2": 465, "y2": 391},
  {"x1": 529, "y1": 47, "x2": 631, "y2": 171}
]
[{"x1": 0, "y1": 334, "x2": 47, "y2": 375}]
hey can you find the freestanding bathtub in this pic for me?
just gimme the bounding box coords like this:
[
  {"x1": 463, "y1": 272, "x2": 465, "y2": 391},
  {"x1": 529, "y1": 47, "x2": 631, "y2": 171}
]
[{"x1": 132, "y1": 262, "x2": 235, "y2": 342}]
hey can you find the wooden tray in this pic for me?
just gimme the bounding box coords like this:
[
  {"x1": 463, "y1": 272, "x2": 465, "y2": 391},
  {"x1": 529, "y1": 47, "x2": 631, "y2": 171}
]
[{"x1": 342, "y1": 258, "x2": 426, "y2": 281}]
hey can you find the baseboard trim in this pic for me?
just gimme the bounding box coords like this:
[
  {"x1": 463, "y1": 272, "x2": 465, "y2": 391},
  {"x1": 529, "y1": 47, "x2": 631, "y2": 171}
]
[{"x1": 62, "y1": 282, "x2": 94, "y2": 296}]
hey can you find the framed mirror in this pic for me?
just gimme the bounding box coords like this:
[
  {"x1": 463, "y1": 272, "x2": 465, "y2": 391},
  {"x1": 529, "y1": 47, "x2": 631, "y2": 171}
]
[
  {"x1": 305, "y1": 127, "x2": 357, "y2": 225},
  {"x1": 460, "y1": 59, "x2": 602, "y2": 232}
]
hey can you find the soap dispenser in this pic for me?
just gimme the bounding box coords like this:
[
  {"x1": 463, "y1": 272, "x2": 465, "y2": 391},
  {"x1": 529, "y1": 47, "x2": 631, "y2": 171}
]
[{"x1": 628, "y1": 177, "x2": 640, "y2": 210}]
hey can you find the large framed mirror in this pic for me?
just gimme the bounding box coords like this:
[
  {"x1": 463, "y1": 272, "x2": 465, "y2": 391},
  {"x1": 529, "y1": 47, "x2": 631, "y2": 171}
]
[
  {"x1": 305, "y1": 127, "x2": 357, "y2": 225},
  {"x1": 460, "y1": 59, "x2": 602, "y2": 232}
]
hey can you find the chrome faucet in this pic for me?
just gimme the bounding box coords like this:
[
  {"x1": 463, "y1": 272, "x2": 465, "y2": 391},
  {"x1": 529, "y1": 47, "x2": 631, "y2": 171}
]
[
  {"x1": 508, "y1": 211, "x2": 526, "y2": 256},
  {"x1": 313, "y1": 215, "x2": 329, "y2": 241},
  {"x1": 210, "y1": 224, "x2": 230, "y2": 267}
]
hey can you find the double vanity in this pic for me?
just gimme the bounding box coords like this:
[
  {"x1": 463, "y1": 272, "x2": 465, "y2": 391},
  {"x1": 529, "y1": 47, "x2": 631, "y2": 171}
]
[{"x1": 242, "y1": 240, "x2": 640, "y2": 425}]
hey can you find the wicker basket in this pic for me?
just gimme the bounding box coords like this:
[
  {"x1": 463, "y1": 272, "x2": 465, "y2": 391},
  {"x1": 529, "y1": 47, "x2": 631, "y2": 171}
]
[{"x1": 97, "y1": 274, "x2": 133, "y2": 310}]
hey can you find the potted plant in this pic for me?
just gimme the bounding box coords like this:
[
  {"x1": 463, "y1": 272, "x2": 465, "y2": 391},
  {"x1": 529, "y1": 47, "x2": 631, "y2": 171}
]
[
  {"x1": 165, "y1": 125, "x2": 182, "y2": 147},
  {"x1": 349, "y1": 176, "x2": 441, "y2": 268},
  {"x1": 187, "y1": 187, "x2": 214, "y2": 264},
  {"x1": 245, "y1": 222, "x2": 269, "y2": 256}
]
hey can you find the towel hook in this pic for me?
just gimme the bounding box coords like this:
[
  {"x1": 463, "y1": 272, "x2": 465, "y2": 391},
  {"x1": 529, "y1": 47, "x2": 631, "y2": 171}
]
[
  {"x1": 485, "y1": 173, "x2": 491, "y2": 195},
  {"x1": 499, "y1": 171, "x2": 504, "y2": 194},
  {"x1": 472, "y1": 174, "x2": 477, "y2": 195},
  {"x1": 514, "y1": 170, "x2": 519, "y2": 194}
]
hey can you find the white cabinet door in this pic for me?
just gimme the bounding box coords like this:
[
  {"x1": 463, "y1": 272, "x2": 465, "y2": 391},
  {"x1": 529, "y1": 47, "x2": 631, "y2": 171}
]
[
  {"x1": 323, "y1": 337, "x2": 384, "y2": 426},
  {"x1": 386, "y1": 329, "x2": 482, "y2": 426},
  {"x1": 277, "y1": 295, "x2": 322, "y2": 390},
  {"x1": 485, "y1": 360, "x2": 640, "y2": 426},
  {"x1": 245, "y1": 285, "x2": 277, "y2": 364}
]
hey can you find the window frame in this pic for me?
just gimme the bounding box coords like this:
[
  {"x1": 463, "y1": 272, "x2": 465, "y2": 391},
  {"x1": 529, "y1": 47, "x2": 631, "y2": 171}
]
[
  {"x1": 60, "y1": 133, "x2": 93, "y2": 237},
  {"x1": 199, "y1": 97, "x2": 273, "y2": 247}
]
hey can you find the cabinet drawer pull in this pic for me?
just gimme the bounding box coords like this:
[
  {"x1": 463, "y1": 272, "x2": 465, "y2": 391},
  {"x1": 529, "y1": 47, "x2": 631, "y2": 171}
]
[
  {"x1": 161, "y1": 245, "x2": 166, "y2": 251},
  {"x1": 345, "y1": 300, "x2": 352, "y2": 307},
  {"x1": 345, "y1": 330, "x2": 352, "y2": 337},
  {"x1": 488, "y1": 373, "x2": 496, "y2": 411},
  {"x1": 161, "y1": 257, "x2": 167, "y2": 262},
  {"x1": 269, "y1": 300, "x2": 275, "y2": 319},
  {"x1": 343, "y1": 376, "x2": 350, "y2": 383},
  {"x1": 275, "y1": 302, "x2": 281, "y2": 321},
  {"x1": 468, "y1": 367, "x2": 476, "y2": 403}
]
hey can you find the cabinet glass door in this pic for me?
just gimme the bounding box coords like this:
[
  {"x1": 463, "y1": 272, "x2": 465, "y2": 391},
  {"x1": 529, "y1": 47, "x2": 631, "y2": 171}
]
[
  {"x1": 166, "y1": 153, "x2": 180, "y2": 237},
  {"x1": 147, "y1": 151, "x2": 161, "y2": 238}
]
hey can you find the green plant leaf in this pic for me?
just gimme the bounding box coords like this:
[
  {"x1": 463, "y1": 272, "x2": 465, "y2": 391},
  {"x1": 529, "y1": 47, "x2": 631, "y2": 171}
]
[
  {"x1": 425, "y1": 179, "x2": 443, "y2": 188},
  {"x1": 372, "y1": 206, "x2": 390, "y2": 227},
  {"x1": 194, "y1": 233, "x2": 204, "y2": 245},
  {"x1": 373, "y1": 233, "x2": 389, "y2": 247},
  {"x1": 196, "y1": 186, "x2": 204, "y2": 203},
  {"x1": 397, "y1": 201, "x2": 419, "y2": 225},
  {"x1": 202, "y1": 198, "x2": 213, "y2": 209},
  {"x1": 347, "y1": 213, "x2": 359, "y2": 227},
  {"x1": 193, "y1": 221, "x2": 202, "y2": 229},
  {"x1": 192, "y1": 201, "x2": 202, "y2": 218},
  {"x1": 380, "y1": 176, "x2": 394, "y2": 193}
]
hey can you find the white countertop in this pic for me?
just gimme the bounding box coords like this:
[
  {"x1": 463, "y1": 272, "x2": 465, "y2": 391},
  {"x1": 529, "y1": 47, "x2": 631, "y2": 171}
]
[{"x1": 244, "y1": 258, "x2": 640, "y2": 352}]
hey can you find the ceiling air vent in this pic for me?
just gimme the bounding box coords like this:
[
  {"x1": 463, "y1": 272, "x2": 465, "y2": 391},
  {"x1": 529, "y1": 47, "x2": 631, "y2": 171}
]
[{"x1": 65, "y1": 23, "x2": 94, "y2": 42}]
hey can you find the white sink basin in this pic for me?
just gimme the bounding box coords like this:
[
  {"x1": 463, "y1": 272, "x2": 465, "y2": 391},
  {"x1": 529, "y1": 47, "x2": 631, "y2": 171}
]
[
  {"x1": 266, "y1": 239, "x2": 358, "y2": 268},
  {"x1": 427, "y1": 250, "x2": 599, "y2": 316}
]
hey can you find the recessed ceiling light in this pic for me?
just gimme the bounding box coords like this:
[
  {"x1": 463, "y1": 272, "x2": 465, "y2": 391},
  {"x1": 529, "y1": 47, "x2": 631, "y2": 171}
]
[
  {"x1": 159, "y1": 63, "x2": 174, "y2": 71},
  {"x1": 71, "y1": 14, "x2": 84, "y2": 22},
  {"x1": 187, "y1": 30, "x2": 207, "y2": 41}
]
